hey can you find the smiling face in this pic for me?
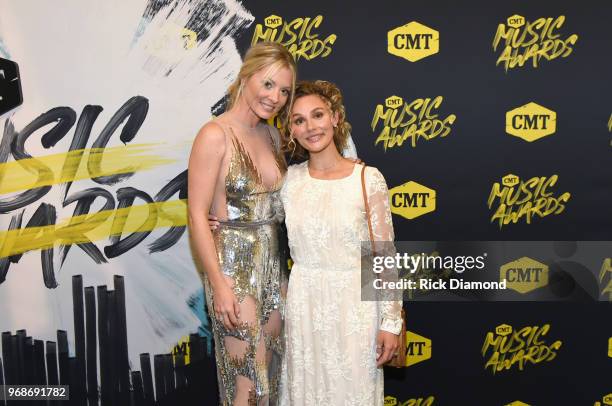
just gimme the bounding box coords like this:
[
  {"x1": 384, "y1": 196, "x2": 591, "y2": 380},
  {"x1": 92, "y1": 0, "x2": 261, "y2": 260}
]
[
  {"x1": 242, "y1": 64, "x2": 293, "y2": 120},
  {"x1": 290, "y1": 94, "x2": 339, "y2": 153}
]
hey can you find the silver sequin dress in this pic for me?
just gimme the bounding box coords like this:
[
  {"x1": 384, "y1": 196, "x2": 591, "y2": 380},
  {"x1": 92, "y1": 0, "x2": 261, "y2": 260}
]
[{"x1": 203, "y1": 121, "x2": 286, "y2": 406}]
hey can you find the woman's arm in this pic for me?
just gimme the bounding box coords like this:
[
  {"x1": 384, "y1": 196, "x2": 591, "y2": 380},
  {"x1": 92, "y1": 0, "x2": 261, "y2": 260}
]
[
  {"x1": 365, "y1": 166, "x2": 403, "y2": 366},
  {"x1": 188, "y1": 122, "x2": 240, "y2": 329}
]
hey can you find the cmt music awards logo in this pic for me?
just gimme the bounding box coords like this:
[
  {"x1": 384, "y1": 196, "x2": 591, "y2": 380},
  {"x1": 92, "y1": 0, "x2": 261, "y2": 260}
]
[
  {"x1": 387, "y1": 21, "x2": 439, "y2": 62},
  {"x1": 145, "y1": 23, "x2": 198, "y2": 60},
  {"x1": 506, "y1": 102, "x2": 556, "y2": 142},
  {"x1": 481, "y1": 323, "x2": 562, "y2": 374},
  {"x1": 487, "y1": 174, "x2": 571, "y2": 228},
  {"x1": 600, "y1": 258, "x2": 612, "y2": 301},
  {"x1": 492, "y1": 15, "x2": 578, "y2": 71},
  {"x1": 384, "y1": 395, "x2": 435, "y2": 406},
  {"x1": 500, "y1": 257, "x2": 548, "y2": 293},
  {"x1": 252, "y1": 15, "x2": 337, "y2": 60},
  {"x1": 172, "y1": 336, "x2": 192, "y2": 364},
  {"x1": 594, "y1": 393, "x2": 612, "y2": 406},
  {"x1": 371, "y1": 95, "x2": 456, "y2": 151},
  {"x1": 389, "y1": 181, "x2": 436, "y2": 220}
]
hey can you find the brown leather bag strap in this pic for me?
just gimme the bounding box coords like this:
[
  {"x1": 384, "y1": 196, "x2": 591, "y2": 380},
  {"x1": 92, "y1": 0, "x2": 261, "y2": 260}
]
[{"x1": 361, "y1": 165, "x2": 375, "y2": 254}]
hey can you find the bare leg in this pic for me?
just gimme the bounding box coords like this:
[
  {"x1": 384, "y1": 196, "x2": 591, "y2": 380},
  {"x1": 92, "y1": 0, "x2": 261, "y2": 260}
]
[{"x1": 220, "y1": 276, "x2": 269, "y2": 406}]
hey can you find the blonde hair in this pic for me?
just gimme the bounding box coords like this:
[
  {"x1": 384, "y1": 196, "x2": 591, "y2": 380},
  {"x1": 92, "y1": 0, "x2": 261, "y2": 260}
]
[
  {"x1": 227, "y1": 42, "x2": 297, "y2": 125},
  {"x1": 283, "y1": 80, "x2": 352, "y2": 160}
]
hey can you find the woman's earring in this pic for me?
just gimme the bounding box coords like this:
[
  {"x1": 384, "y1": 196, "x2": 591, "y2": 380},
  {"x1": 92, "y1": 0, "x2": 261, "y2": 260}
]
[{"x1": 288, "y1": 135, "x2": 296, "y2": 161}]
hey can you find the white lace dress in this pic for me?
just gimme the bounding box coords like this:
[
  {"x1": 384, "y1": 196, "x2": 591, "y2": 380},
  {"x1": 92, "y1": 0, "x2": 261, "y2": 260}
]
[{"x1": 279, "y1": 162, "x2": 402, "y2": 406}]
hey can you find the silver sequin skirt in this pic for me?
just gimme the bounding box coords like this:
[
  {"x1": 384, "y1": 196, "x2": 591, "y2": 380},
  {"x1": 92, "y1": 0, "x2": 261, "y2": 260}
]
[{"x1": 204, "y1": 219, "x2": 284, "y2": 405}]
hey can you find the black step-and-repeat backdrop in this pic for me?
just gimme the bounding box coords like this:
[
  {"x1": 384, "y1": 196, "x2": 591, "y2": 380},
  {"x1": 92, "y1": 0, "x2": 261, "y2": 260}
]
[{"x1": 0, "y1": 1, "x2": 610, "y2": 405}]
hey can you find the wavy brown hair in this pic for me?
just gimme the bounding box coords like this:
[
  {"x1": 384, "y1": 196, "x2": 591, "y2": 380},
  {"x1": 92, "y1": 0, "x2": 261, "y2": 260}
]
[{"x1": 282, "y1": 80, "x2": 352, "y2": 160}]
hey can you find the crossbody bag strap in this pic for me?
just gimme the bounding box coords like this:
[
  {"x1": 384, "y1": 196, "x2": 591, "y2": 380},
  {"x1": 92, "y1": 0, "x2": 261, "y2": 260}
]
[{"x1": 361, "y1": 165, "x2": 375, "y2": 253}]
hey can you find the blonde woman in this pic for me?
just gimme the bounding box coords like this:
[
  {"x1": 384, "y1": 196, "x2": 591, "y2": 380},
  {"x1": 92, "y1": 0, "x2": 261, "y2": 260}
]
[{"x1": 188, "y1": 42, "x2": 296, "y2": 406}]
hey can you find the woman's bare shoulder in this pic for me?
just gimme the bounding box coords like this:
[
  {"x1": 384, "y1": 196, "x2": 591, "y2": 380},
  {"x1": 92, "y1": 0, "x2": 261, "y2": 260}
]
[{"x1": 192, "y1": 120, "x2": 227, "y2": 154}]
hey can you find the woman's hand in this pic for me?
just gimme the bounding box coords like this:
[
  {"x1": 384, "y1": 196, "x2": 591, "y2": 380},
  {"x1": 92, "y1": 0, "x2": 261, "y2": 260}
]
[
  {"x1": 208, "y1": 214, "x2": 220, "y2": 231},
  {"x1": 376, "y1": 330, "x2": 400, "y2": 367},
  {"x1": 212, "y1": 281, "x2": 241, "y2": 330}
]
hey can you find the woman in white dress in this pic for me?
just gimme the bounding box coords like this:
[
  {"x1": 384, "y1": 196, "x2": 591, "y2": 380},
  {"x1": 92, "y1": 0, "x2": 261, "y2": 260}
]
[{"x1": 279, "y1": 80, "x2": 403, "y2": 406}]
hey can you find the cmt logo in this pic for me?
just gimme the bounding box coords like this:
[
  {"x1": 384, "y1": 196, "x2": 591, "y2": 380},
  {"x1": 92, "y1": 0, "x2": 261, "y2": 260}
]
[
  {"x1": 506, "y1": 402, "x2": 530, "y2": 406},
  {"x1": 146, "y1": 24, "x2": 198, "y2": 60},
  {"x1": 180, "y1": 29, "x2": 198, "y2": 49},
  {"x1": 384, "y1": 396, "x2": 435, "y2": 406},
  {"x1": 171, "y1": 335, "x2": 191, "y2": 364},
  {"x1": 506, "y1": 14, "x2": 525, "y2": 28},
  {"x1": 389, "y1": 181, "x2": 436, "y2": 220},
  {"x1": 496, "y1": 324, "x2": 512, "y2": 336},
  {"x1": 404, "y1": 330, "x2": 432, "y2": 367},
  {"x1": 387, "y1": 21, "x2": 439, "y2": 62},
  {"x1": 594, "y1": 394, "x2": 612, "y2": 406},
  {"x1": 264, "y1": 15, "x2": 283, "y2": 28},
  {"x1": 386, "y1": 95, "x2": 403, "y2": 108},
  {"x1": 501, "y1": 257, "x2": 549, "y2": 294},
  {"x1": 384, "y1": 397, "x2": 398, "y2": 406},
  {"x1": 0, "y1": 57, "x2": 23, "y2": 116},
  {"x1": 502, "y1": 174, "x2": 519, "y2": 187},
  {"x1": 608, "y1": 337, "x2": 612, "y2": 358},
  {"x1": 506, "y1": 102, "x2": 556, "y2": 142}
]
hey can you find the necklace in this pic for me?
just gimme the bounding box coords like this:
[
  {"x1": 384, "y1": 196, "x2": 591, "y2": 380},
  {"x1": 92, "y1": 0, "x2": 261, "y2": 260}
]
[{"x1": 309, "y1": 156, "x2": 343, "y2": 172}]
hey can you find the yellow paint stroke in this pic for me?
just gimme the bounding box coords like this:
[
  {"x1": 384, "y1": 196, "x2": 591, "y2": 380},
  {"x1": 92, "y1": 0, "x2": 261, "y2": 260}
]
[
  {"x1": 0, "y1": 144, "x2": 175, "y2": 195},
  {"x1": 0, "y1": 199, "x2": 187, "y2": 258}
]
